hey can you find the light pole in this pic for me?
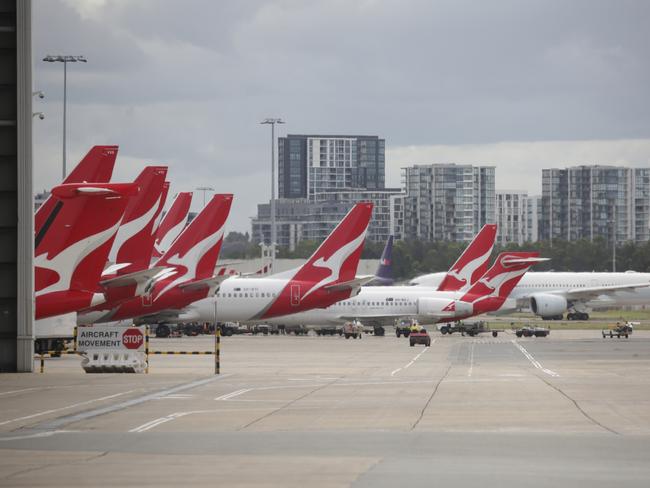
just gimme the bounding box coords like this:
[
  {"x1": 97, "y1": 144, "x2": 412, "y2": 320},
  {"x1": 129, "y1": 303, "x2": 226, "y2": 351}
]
[
  {"x1": 196, "y1": 186, "x2": 215, "y2": 208},
  {"x1": 42, "y1": 55, "x2": 87, "y2": 180},
  {"x1": 260, "y1": 118, "x2": 284, "y2": 269}
]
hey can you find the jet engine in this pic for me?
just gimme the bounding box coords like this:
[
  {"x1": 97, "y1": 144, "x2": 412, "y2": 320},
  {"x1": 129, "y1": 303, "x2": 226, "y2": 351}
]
[
  {"x1": 530, "y1": 294, "x2": 567, "y2": 318},
  {"x1": 417, "y1": 297, "x2": 473, "y2": 318}
]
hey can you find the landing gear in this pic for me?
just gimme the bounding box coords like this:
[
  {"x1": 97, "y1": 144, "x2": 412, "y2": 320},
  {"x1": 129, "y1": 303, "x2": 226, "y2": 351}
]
[{"x1": 567, "y1": 312, "x2": 589, "y2": 320}]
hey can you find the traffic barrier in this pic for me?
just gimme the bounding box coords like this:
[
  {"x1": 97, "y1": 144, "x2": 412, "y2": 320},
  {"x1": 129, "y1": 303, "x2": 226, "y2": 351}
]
[
  {"x1": 81, "y1": 351, "x2": 147, "y2": 373},
  {"x1": 35, "y1": 325, "x2": 223, "y2": 375},
  {"x1": 150, "y1": 351, "x2": 215, "y2": 355}
]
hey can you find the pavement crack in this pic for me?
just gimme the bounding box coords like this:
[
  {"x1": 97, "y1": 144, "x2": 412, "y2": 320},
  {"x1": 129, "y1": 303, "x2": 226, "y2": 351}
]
[
  {"x1": 238, "y1": 378, "x2": 339, "y2": 431},
  {"x1": 411, "y1": 364, "x2": 451, "y2": 431},
  {"x1": 536, "y1": 375, "x2": 621, "y2": 436}
]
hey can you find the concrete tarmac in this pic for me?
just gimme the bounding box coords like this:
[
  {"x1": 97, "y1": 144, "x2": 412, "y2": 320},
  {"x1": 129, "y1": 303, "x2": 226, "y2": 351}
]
[{"x1": 1, "y1": 330, "x2": 650, "y2": 487}]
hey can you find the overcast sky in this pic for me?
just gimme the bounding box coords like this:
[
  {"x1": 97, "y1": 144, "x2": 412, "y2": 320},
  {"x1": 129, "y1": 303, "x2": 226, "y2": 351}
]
[{"x1": 33, "y1": 0, "x2": 650, "y2": 231}]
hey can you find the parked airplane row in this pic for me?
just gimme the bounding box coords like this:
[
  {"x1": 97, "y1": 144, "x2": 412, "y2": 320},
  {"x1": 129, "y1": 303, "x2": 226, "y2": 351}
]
[{"x1": 35, "y1": 145, "x2": 648, "y2": 349}]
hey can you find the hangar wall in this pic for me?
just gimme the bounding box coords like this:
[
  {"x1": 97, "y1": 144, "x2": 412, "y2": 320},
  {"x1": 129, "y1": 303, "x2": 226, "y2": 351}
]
[{"x1": 0, "y1": 0, "x2": 33, "y2": 372}]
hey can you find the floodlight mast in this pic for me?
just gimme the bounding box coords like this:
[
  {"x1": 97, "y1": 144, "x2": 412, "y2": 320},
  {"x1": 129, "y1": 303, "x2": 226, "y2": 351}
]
[
  {"x1": 42, "y1": 55, "x2": 87, "y2": 179},
  {"x1": 260, "y1": 118, "x2": 285, "y2": 269}
]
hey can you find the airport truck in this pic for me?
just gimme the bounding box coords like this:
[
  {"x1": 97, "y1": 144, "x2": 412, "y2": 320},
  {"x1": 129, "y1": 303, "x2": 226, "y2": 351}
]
[
  {"x1": 514, "y1": 326, "x2": 550, "y2": 338},
  {"x1": 602, "y1": 322, "x2": 634, "y2": 339},
  {"x1": 439, "y1": 321, "x2": 500, "y2": 337}
]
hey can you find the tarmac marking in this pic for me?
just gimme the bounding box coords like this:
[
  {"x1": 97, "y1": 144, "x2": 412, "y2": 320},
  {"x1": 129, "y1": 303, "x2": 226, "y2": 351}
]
[
  {"x1": 511, "y1": 340, "x2": 560, "y2": 377},
  {"x1": 391, "y1": 341, "x2": 432, "y2": 376},
  {"x1": 36, "y1": 374, "x2": 233, "y2": 431},
  {"x1": 129, "y1": 412, "x2": 192, "y2": 433},
  {"x1": 215, "y1": 389, "x2": 252, "y2": 401},
  {"x1": 0, "y1": 391, "x2": 135, "y2": 427},
  {"x1": 467, "y1": 340, "x2": 476, "y2": 377},
  {"x1": 0, "y1": 387, "x2": 44, "y2": 397},
  {"x1": 0, "y1": 430, "x2": 72, "y2": 441}
]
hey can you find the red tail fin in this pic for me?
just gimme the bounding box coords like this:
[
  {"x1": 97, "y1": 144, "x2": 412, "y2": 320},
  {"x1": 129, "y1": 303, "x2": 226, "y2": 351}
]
[
  {"x1": 108, "y1": 166, "x2": 168, "y2": 273},
  {"x1": 35, "y1": 182, "x2": 138, "y2": 319},
  {"x1": 437, "y1": 224, "x2": 497, "y2": 292},
  {"x1": 154, "y1": 194, "x2": 233, "y2": 295},
  {"x1": 35, "y1": 145, "x2": 118, "y2": 235},
  {"x1": 152, "y1": 191, "x2": 193, "y2": 258},
  {"x1": 282, "y1": 202, "x2": 372, "y2": 292},
  {"x1": 461, "y1": 252, "x2": 545, "y2": 314}
]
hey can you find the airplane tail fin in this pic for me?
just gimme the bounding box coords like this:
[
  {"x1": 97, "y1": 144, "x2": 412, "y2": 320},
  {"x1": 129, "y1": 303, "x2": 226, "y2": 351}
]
[
  {"x1": 437, "y1": 224, "x2": 497, "y2": 292},
  {"x1": 108, "y1": 166, "x2": 168, "y2": 273},
  {"x1": 35, "y1": 145, "x2": 118, "y2": 235},
  {"x1": 276, "y1": 202, "x2": 373, "y2": 289},
  {"x1": 155, "y1": 194, "x2": 233, "y2": 285},
  {"x1": 461, "y1": 251, "x2": 547, "y2": 313},
  {"x1": 152, "y1": 191, "x2": 193, "y2": 258},
  {"x1": 34, "y1": 182, "x2": 138, "y2": 319},
  {"x1": 370, "y1": 235, "x2": 394, "y2": 285}
]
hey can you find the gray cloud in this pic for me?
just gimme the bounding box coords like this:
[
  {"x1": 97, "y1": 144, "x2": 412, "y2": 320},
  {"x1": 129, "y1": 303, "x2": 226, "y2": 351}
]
[{"x1": 33, "y1": 0, "x2": 650, "y2": 231}]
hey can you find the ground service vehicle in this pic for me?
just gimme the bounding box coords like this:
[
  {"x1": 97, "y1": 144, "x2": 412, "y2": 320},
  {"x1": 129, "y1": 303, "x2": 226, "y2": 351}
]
[
  {"x1": 515, "y1": 326, "x2": 550, "y2": 337},
  {"x1": 440, "y1": 321, "x2": 500, "y2": 337},
  {"x1": 343, "y1": 321, "x2": 363, "y2": 339},
  {"x1": 602, "y1": 322, "x2": 634, "y2": 339},
  {"x1": 409, "y1": 329, "x2": 431, "y2": 347}
]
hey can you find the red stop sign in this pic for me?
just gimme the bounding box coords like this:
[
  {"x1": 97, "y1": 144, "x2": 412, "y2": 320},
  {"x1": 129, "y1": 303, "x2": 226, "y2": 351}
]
[{"x1": 122, "y1": 328, "x2": 144, "y2": 350}]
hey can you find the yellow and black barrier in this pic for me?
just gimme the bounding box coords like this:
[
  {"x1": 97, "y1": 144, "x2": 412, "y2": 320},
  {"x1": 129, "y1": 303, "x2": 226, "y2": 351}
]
[
  {"x1": 150, "y1": 351, "x2": 216, "y2": 355},
  {"x1": 35, "y1": 351, "x2": 80, "y2": 373},
  {"x1": 34, "y1": 325, "x2": 223, "y2": 375}
]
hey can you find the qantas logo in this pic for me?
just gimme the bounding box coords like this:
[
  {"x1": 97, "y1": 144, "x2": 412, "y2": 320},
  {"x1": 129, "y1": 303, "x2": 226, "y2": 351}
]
[
  {"x1": 154, "y1": 226, "x2": 225, "y2": 300},
  {"x1": 466, "y1": 268, "x2": 528, "y2": 305},
  {"x1": 299, "y1": 228, "x2": 367, "y2": 300},
  {"x1": 446, "y1": 245, "x2": 493, "y2": 289},
  {"x1": 108, "y1": 191, "x2": 164, "y2": 264},
  {"x1": 35, "y1": 221, "x2": 121, "y2": 296}
]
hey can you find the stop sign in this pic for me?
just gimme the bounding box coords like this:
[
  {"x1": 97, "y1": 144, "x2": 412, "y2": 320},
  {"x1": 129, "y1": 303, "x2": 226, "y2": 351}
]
[{"x1": 122, "y1": 328, "x2": 144, "y2": 350}]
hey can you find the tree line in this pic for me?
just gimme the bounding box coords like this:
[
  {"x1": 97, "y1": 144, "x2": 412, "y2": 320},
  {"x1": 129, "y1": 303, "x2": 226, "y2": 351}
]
[{"x1": 222, "y1": 232, "x2": 650, "y2": 280}]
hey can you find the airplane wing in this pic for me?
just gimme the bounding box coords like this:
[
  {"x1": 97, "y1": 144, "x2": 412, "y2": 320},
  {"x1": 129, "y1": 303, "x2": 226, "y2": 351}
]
[
  {"x1": 523, "y1": 282, "x2": 650, "y2": 301},
  {"x1": 99, "y1": 266, "x2": 170, "y2": 296}
]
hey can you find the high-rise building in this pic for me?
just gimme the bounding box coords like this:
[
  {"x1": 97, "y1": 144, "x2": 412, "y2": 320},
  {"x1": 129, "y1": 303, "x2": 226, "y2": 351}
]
[
  {"x1": 541, "y1": 166, "x2": 650, "y2": 243},
  {"x1": 495, "y1": 191, "x2": 529, "y2": 245},
  {"x1": 278, "y1": 134, "x2": 385, "y2": 198},
  {"x1": 254, "y1": 133, "x2": 397, "y2": 247},
  {"x1": 526, "y1": 195, "x2": 541, "y2": 243},
  {"x1": 398, "y1": 164, "x2": 495, "y2": 242}
]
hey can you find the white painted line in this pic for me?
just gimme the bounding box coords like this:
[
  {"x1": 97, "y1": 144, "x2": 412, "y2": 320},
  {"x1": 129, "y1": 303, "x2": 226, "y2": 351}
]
[
  {"x1": 0, "y1": 430, "x2": 72, "y2": 441},
  {"x1": 511, "y1": 340, "x2": 560, "y2": 377},
  {"x1": 0, "y1": 391, "x2": 135, "y2": 426},
  {"x1": 214, "y1": 388, "x2": 252, "y2": 401},
  {"x1": 391, "y1": 341, "x2": 432, "y2": 376},
  {"x1": 156, "y1": 394, "x2": 194, "y2": 400},
  {"x1": 129, "y1": 412, "x2": 189, "y2": 433},
  {"x1": 0, "y1": 387, "x2": 42, "y2": 397},
  {"x1": 467, "y1": 340, "x2": 476, "y2": 377}
]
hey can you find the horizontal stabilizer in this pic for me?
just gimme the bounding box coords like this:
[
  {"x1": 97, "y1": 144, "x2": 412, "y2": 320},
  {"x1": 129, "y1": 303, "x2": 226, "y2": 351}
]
[
  {"x1": 323, "y1": 275, "x2": 376, "y2": 292},
  {"x1": 99, "y1": 266, "x2": 169, "y2": 289},
  {"x1": 177, "y1": 275, "x2": 230, "y2": 292}
]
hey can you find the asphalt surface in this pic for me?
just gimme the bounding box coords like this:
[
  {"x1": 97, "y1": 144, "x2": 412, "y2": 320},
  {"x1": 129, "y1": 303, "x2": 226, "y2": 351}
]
[{"x1": 1, "y1": 329, "x2": 649, "y2": 487}]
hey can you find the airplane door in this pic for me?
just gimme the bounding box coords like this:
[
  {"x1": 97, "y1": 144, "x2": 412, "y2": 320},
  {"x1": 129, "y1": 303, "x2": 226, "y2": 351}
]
[{"x1": 290, "y1": 284, "x2": 300, "y2": 306}]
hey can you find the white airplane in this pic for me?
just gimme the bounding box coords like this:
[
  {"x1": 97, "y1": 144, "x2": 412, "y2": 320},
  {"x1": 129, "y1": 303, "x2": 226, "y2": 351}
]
[
  {"x1": 410, "y1": 270, "x2": 650, "y2": 320},
  {"x1": 251, "y1": 251, "x2": 545, "y2": 329}
]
